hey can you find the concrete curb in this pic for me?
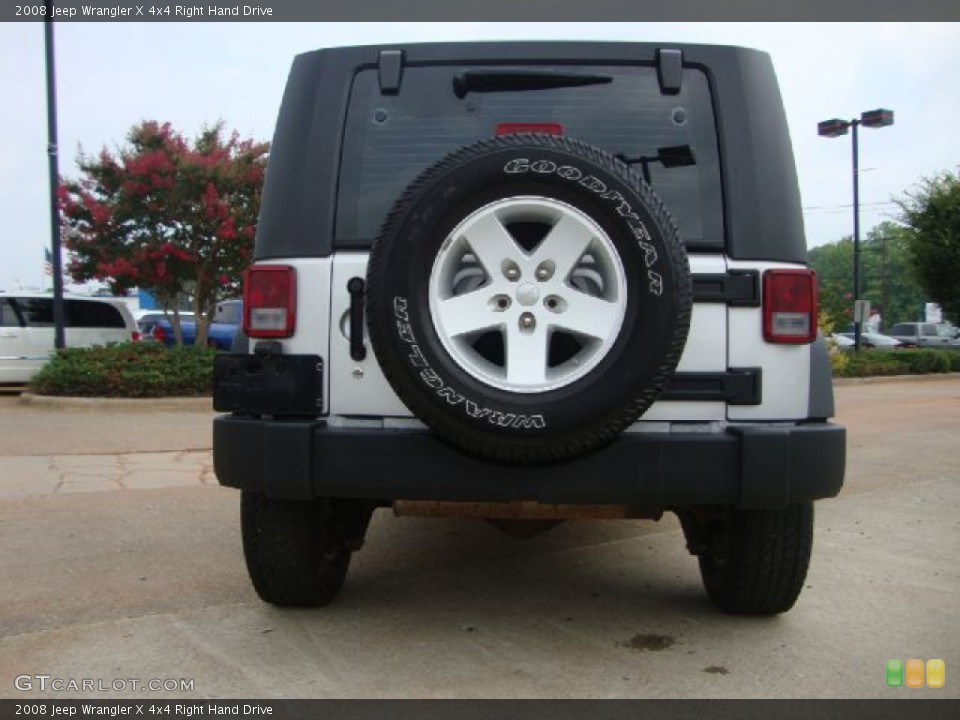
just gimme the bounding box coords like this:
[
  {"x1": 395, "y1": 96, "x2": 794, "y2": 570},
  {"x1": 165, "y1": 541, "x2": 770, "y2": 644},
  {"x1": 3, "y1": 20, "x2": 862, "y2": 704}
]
[
  {"x1": 18, "y1": 392, "x2": 214, "y2": 412},
  {"x1": 832, "y1": 372, "x2": 960, "y2": 386}
]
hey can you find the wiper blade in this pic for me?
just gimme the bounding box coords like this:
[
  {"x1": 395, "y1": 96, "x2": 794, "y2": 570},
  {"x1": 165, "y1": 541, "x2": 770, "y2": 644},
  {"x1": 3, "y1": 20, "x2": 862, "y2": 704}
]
[
  {"x1": 453, "y1": 70, "x2": 612, "y2": 98},
  {"x1": 616, "y1": 145, "x2": 697, "y2": 184},
  {"x1": 617, "y1": 145, "x2": 696, "y2": 169}
]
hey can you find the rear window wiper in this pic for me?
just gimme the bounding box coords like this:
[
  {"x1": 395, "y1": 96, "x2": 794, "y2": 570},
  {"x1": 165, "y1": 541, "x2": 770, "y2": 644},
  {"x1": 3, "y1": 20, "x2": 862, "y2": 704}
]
[
  {"x1": 453, "y1": 70, "x2": 612, "y2": 98},
  {"x1": 616, "y1": 145, "x2": 697, "y2": 184}
]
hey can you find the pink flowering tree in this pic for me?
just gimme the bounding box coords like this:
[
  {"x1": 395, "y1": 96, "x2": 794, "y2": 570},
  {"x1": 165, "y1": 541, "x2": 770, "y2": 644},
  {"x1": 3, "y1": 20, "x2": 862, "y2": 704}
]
[{"x1": 59, "y1": 121, "x2": 268, "y2": 345}]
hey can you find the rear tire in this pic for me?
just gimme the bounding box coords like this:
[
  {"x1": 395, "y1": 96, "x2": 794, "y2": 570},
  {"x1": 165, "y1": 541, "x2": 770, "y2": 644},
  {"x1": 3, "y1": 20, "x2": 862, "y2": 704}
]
[
  {"x1": 687, "y1": 503, "x2": 814, "y2": 615},
  {"x1": 241, "y1": 492, "x2": 372, "y2": 607}
]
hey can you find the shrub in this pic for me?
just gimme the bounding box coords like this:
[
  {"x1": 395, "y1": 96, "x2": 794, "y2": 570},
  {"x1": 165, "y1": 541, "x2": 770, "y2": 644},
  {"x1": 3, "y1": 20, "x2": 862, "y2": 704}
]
[
  {"x1": 900, "y1": 349, "x2": 951, "y2": 374},
  {"x1": 30, "y1": 342, "x2": 216, "y2": 397},
  {"x1": 832, "y1": 348, "x2": 957, "y2": 377},
  {"x1": 829, "y1": 343, "x2": 850, "y2": 375},
  {"x1": 833, "y1": 351, "x2": 909, "y2": 378}
]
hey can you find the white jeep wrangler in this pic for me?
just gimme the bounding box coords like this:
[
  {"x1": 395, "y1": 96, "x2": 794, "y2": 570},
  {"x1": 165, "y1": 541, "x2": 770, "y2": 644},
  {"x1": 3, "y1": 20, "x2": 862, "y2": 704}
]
[{"x1": 213, "y1": 41, "x2": 845, "y2": 615}]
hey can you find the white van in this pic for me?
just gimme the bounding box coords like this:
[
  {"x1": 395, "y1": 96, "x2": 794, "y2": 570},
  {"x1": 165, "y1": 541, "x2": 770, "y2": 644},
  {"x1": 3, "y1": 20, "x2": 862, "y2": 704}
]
[{"x1": 0, "y1": 293, "x2": 138, "y2": 383}]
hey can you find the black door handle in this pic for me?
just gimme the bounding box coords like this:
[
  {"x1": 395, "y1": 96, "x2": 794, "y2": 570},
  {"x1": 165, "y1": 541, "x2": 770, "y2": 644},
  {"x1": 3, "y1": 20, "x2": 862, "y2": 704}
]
[{"x1": 347, "y1": 277, "x2": 367, "y2": 362}]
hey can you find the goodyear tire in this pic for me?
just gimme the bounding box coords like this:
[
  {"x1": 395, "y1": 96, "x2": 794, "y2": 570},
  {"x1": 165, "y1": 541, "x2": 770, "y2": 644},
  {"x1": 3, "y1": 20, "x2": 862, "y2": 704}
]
[
  {"x1": 241, "y1": 493, "x2": 372, "y2": 607},
  {"x1": 696, "y1": 503, "x2": 815, "y2": 615},
  {"x1": 366, "y1": 134, "x2": 691, "y2": 464}
]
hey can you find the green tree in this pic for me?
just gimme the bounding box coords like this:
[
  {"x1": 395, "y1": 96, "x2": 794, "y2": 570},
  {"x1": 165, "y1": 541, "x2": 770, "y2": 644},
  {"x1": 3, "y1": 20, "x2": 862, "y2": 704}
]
[
  {"x1": 809, "y1": 222, "x2": 926, "y2": 331},
  {"x1": 809, "y1": 236, "x2": 853, "y2": 328},
  {"x1": 59, "y1": 121, "x2": 269, "y2": 344},
  {"x1": 896, "y1": 170, "x2": 960, "y2": 323}
]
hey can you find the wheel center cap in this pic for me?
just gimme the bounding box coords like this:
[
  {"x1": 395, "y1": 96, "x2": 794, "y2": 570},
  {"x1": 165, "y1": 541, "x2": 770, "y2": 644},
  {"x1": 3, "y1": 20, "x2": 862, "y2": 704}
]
[{"x1": 516, "y1": 282, "x2": 540, "y2": 307}]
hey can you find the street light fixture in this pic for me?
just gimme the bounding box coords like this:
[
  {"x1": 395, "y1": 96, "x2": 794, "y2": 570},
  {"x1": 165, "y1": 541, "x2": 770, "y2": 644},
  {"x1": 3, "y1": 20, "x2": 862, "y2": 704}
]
[{"x1": 817, "y1": 108, "x2": 894, "y2": 351}]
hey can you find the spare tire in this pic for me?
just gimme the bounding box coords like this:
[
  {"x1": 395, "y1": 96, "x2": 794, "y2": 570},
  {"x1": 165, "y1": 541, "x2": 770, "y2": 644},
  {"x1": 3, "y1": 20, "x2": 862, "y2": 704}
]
[{"x1": 366, "y1": 134, "x2": 691, "y2": 464}]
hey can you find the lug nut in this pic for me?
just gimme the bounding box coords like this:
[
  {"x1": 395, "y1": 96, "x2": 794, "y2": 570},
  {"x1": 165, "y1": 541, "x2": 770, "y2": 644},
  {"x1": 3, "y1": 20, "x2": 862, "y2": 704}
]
[
  {"x1": 505, "y1": 266, "x2": 521, "y2": 281},
  {"x1": 519, "y1": 312, "x2": 536, "y2": 330},
  {"x1": 535, "y1": 264, "x2": 553, "y2": 281}
]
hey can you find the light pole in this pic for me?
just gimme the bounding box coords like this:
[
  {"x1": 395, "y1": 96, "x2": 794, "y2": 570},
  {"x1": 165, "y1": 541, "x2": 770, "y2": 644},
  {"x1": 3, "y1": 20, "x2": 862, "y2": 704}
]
[
  {"x1": 818, "y1": 109, "x2": 894, "y2": 351},
  {"x1": 44, "y1": 0, "x2": 66, "y2": 349}
]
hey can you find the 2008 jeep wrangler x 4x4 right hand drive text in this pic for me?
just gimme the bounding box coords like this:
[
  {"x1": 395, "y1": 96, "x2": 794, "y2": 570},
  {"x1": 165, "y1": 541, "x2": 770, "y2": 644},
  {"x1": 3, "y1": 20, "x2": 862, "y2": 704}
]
[{"x1": 213, "y1": 41, "x2": 845, "y2": 615}]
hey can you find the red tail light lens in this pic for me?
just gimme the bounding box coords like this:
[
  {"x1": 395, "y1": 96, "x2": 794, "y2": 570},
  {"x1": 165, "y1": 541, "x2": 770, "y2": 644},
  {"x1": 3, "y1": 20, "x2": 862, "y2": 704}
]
[
  {"x1": 243, "y1": 265, "x2": 296, "y2": 338},
  {"x1": 763, "y1": 269, "x2": 817, "y2": 344},
  {"x1": 152, "y1": 325, "x2": 166, "y2": 342},
  {"x1": 495, "y1": 122, "x2": 564, "y2": 136},
  {"x1": 131, "y1": 331, "x2": 141, "y2": 342}
]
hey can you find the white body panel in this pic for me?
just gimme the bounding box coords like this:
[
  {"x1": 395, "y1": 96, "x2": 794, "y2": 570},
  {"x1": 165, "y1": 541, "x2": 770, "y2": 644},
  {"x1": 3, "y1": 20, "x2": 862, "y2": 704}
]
[
  {"x1": 327, "y1": 254, "x2": 410, "y2": 417},
  {"x1": 643, "y1": 253, "x2": 727, "y2": 422},
  {"x1": 269, "y1": 255, "x2": 813, "y2": 423},
  {"x1": 0, "y1": 323, "x2": 46, "y2": 382},
  {"x1": 317, "y1": 253, "x2": 732, "y2": 422},
  {"x1": 726, "y1": 260, "x2": 810, "y2": 421},
  {"x1": 275, "y1": 259, "x2": 335, "y2": 414}
]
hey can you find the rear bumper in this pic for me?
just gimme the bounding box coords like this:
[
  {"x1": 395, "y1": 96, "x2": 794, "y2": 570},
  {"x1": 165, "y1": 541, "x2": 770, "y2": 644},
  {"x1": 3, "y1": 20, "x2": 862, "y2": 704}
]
[{"x1": 213, "y1": 416, "x2": 845, "y2": 510}]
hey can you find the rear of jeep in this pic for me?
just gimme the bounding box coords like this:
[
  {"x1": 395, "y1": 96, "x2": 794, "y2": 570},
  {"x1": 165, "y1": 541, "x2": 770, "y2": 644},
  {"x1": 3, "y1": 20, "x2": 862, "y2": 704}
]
[{"x1": 213, "y1": 42, "x2": 845, "y2": 614}]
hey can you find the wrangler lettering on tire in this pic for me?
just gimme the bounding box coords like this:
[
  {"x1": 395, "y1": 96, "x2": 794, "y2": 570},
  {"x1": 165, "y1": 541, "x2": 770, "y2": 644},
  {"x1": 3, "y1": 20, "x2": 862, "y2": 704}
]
[{"x1": 366, "y1": 134, "x2": 692, "y2": 463}]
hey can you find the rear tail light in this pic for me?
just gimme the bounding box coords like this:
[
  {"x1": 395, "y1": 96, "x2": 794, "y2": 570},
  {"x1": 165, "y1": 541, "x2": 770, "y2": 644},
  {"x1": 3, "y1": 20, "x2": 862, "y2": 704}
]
[
  {"x1": 495, "y1": 122, "x2": 564, "y2": 136},
  {"x1": 243, "y1": 265, "x2": 296, "y2": 338},
  {"x1": 763, "y1": 269, "x2": 817, "y2": 344},
  {"x1": 152, "y1": 325, "x2": 166, "y2": 342},
  {"x1": 132, "y1": 331, "x2": 141, "y2": 342}
]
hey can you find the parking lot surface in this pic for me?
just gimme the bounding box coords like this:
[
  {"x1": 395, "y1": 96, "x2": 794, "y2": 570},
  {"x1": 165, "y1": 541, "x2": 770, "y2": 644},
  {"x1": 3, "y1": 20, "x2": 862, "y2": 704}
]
[{"x1": 0, "y1": 378, "x2": 958, "y2": 699}]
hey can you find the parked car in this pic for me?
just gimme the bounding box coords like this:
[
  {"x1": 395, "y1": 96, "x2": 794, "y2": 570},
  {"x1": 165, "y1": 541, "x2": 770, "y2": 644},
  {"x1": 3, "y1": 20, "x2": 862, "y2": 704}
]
[
  {"x1": 831, "y1": 333, "x2": 855, "y2": 351},
  {"x1": 137, "y1": 303, "x2": 240, "y2": 350},
  {"x1": 888, "y1": 322, "x2": 960, "y2": 349},
  {"x1": 138, "y1": 311, "x2": 197, "y2": 344},
  {"x1": 0, "y1": 292, "x2": 138, "y2": 383},
  {"x1": 206, "y1": 300, "x2": 242, "y2": 350},
  {"x1": 213, "y1": 299, "x2": 242, "y2": 326},
  {"x1": 836, "y1": 332, "x2": 902, "y2": 349}
]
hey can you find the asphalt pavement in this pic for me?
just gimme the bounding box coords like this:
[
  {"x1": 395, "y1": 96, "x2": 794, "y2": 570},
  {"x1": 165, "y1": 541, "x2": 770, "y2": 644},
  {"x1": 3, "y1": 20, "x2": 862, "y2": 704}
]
[{"x1": 0, "y1": 379, "x2": 958, "y2": 699}]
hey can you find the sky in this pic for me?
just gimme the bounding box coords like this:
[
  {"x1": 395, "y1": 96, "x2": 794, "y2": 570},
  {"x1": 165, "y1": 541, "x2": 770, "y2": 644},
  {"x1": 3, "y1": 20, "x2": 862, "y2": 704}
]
[{"x1": 2, "y1": 21, "x2": 959, "y2": 292}]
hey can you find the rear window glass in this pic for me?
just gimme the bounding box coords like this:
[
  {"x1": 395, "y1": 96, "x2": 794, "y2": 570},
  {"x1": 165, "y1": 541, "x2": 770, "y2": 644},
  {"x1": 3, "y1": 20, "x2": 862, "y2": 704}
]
[
  {"x1": 67, "y1": 300, "x2": 125, "y2": 328},
  {"x1": 336, "y1": 65, "x2": 723, "y2": 250}
]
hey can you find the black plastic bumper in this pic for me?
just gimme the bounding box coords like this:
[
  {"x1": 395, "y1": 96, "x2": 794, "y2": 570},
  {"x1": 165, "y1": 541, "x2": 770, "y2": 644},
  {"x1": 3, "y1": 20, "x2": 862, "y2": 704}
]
[{"x1": 213, "y1": 417, "x2": 845, "y2": 510}]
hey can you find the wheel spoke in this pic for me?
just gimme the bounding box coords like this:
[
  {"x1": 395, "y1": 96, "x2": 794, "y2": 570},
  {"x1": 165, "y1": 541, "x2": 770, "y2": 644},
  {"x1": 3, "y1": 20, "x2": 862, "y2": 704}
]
[
  {"x1": 504, "y1": 322, "x2": 550, "y2": 386},
  {"x1": 459, "y1": 212, "x2": 520, "y2": 278},
  {"x1": 533, "y1": 213, "x2": 595, "y2": 281},
  {"x1": 434, "y1": 290, "x2": 502, "y2": 338},
  {"x1": 552, "y1": 291, "x2": 621, "y2": 340},
  {"x1": 430, "y1": 195, "x2": 628, "y2": 393}
]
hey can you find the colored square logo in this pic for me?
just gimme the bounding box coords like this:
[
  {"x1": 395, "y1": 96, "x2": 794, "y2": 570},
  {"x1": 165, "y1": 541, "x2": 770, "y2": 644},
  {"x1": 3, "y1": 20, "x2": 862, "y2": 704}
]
[
  {"x1": 906, "y1": 659, "x2": 925, "y2": 688},
  {"x1": 886, "y1": 660, "x2": 904, "y2": 688},
  {"x1": 927, "y1": 659, "x2": 945, "y2": 689}
]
